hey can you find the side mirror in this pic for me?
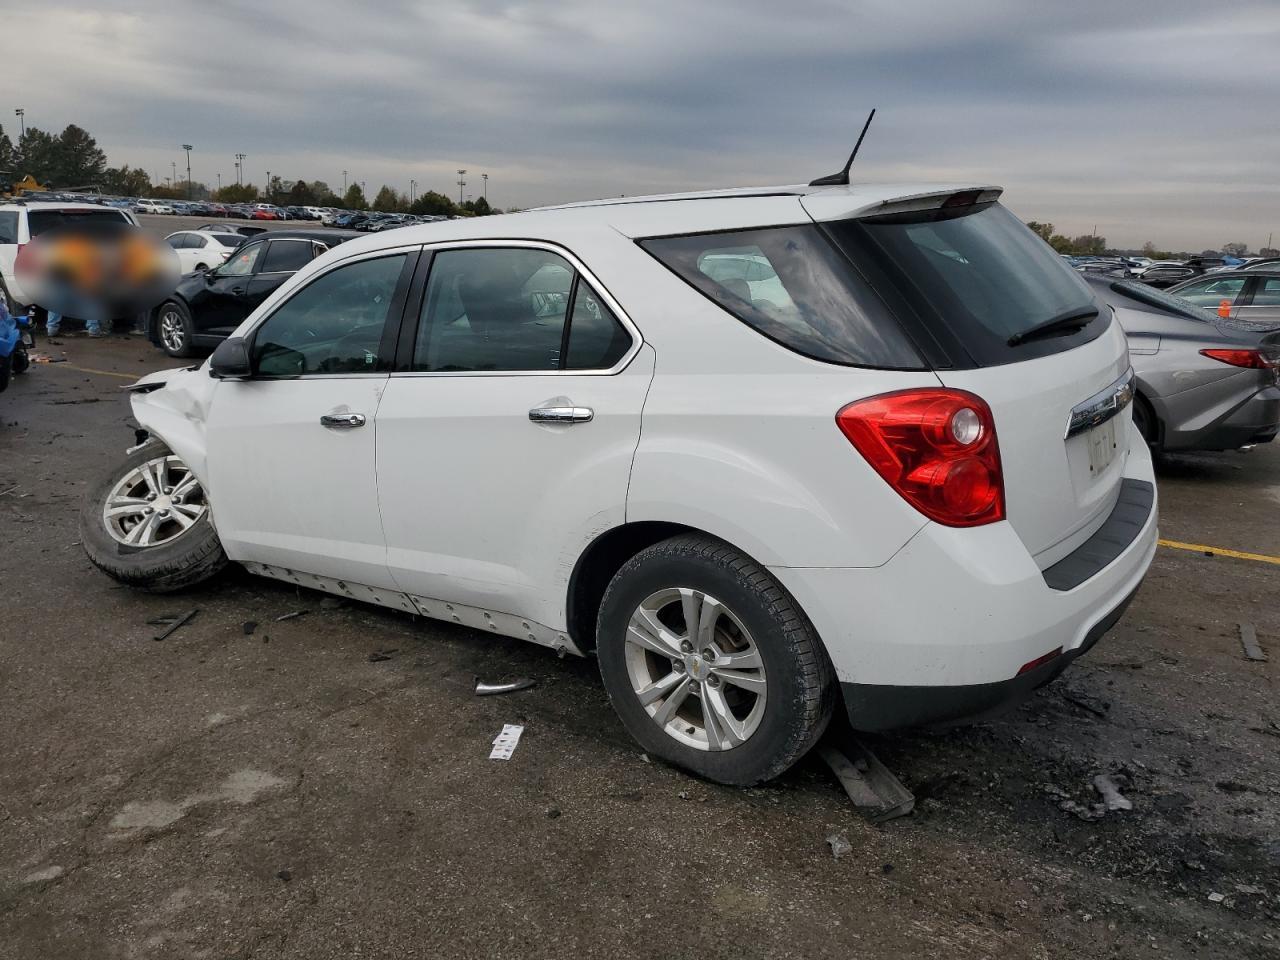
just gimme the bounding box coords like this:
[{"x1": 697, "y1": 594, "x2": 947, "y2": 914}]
[{"x1": 209, "y1": 337, "x2": 252, "y2": 379}]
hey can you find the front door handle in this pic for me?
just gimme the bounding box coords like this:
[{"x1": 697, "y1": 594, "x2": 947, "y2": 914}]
[
  {"x1": 528, "y1": 406, "x2": 594, "y2": 424},
  {"x1": 320, "y1": 413, "x2": 366, "y2": 428},
  {"x1": 231, "y1": 286, "x2": 245, "y2": 295}
]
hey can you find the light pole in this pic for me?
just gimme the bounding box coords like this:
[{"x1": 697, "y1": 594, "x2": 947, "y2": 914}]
[
  {"x1": 342, "y1": 170, "x2": 348, "y2": 194},
  {"x1": 266, "y1": 171, "x2": 272, "y2": 201},
  {"x1": 217, "y1": 173, "x2": 222, "y2": 191},
  {"x1": 410, "y1": 179, "x2": 417, "y2": 204},
  {"x1": 235, "y1": 153, "x2": 246, "y2": 185},
  {"x1": 457, "y1": 169, "x2": 466, "y2": 205},
  {"x1": 182, "y1": 144, "x2": 193, "y2": 199},
  {"x1": 14, "y1": 108, "x2": 24, "y2": 139},
  {"x1": 171, "y1": 161, "x2": 177, "y2": 188},
  {"x1": 482, "y1": 172, "x2": 488, "y2": 201}
]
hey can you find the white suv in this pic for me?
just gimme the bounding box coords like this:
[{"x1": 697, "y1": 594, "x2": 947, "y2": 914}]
[
  {"x1": 79, "y1": 183, "x2": 1158, "y2": 785},
  {"x1": 0, "y1": 200, "x2": 139, "y2": 315},
  {"x1": 133, "y1": 198, "x2": 175, "y2": 216}
]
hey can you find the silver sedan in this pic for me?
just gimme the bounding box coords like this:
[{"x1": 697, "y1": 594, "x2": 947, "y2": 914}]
[{"x1": 1085, "y1": 276, "x2": 1280, "y2": 452}]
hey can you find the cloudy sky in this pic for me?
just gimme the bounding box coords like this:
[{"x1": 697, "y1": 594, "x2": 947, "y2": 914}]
[{"x1": 8, "y1": 0, "x2": 1279, "y2": 250}]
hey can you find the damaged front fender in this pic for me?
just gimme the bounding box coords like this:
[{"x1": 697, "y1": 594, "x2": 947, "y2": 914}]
[{"x1": 127, "y1": 364, "x2": 216, "y2": 492}]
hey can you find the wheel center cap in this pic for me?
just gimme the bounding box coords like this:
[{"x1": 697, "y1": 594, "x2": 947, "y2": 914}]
[
  {"x1": 685, "y1": 655, "x2": 708, "y2": 681},
  {"x1": 154, "y1": 495, "x2": 173, "y2": 511}
]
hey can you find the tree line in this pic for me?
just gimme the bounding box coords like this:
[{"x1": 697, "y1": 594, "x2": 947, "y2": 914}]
[
  {"x1": 1024, "y1": 221, "x2": 1272, "y2": 260},
  {"x1": 0, "y1": 121, "x2": 500, "y2": 217}
]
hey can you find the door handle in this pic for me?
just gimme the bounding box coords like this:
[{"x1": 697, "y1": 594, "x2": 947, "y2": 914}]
[
  {"x1": 231, "y1": 286, "x2": 245, "y2": 295},
  {"x1": 528, "y1": 406, "x2": 593, "y2": 424},
  {"x1": 320, "y1": 413, "x2": 366, "y2": 428}
]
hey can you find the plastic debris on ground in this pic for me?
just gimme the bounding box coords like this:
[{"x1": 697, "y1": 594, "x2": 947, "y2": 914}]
[
  {"x1": 819, "y1": 739, "x2": 915, "y2": 823},
  {"x1": 825, "y1": 834, "x2": 852, "y2": 860},
  {"x1": 474, "y1": 677, "x2": 537, "y2": 696},
  {"x1": 151, "y1": 609, "x2": 198, "y2": 642},
  {"x1": 489, "y1": 724, "x2": 524, "y2": 760},
  {"x1": 1092, "y1": 774, "x2": 1134, "y2": 811},
  {"x1": 1239, "y1": 622, "x2": 1267, "y2": 662}
]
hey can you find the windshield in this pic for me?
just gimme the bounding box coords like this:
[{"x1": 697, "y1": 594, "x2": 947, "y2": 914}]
[{"x1": 827, "y1": 203, "x2": 1104, "y2": 367}]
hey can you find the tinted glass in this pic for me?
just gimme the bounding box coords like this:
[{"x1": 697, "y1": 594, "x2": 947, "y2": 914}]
[
  {"x1": 165, "y1": 234, "x2": 188, "y2": 249},
  {"x1": 642, "y1": 226, "x2": 920, "y2": 368},
  {"x1": 414, "y1": 248, "x2": 572, "y2": 372},
  {"x1": 27, "y1": 208, "x2": 130, "y2": 236},
  {"x1": 1252, "y1": 278, "x2": 1280, "y2": 306},
  {"x1": 827, "y1": 203, "x2": 1105, "y2": 366},
  {"x1": 565, "y1": 284, "x2": 631, "y2": 369},
  {"x1": 208, "y1": 234, "x2": 243, "y2": 249},
  {"x1": 1174, "y1": 276, "x2": 1246, "y2": 306},
  {"x1": 261, "y1": 240, "x2": 315, "y2": 273},
  {"x1": 253, "y1": 254, "x2": 406, "y2": 377},
  {"x1": 219, "y1": 242, "x2": 265, "y2": 277},
  {"x1": 0, "y1": 211, "x2": 17, "y2": 244},
  {"x1": 1106, "y1": 281, "x2": 1206, "y2": 322}
]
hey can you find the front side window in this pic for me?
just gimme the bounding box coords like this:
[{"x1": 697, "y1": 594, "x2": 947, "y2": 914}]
[
  {"x1": 0, "y1": 211, "x2": 18, "y2": 244},
  {"x1": 412, "y1": 247, "x2": 631, "y2": 372},
  {"x1": 252, "y1": 253, "x2": 407, "y2": 377},
  {"x1": 261, "y1": 240, "x2": 316, "y2": 273},
  {"x1": 219, "y1": 241, "x2": 265, "y2": 277}
]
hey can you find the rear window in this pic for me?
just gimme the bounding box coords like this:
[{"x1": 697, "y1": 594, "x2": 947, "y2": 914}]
[
  {"x1": 208, "y1": 233, "x2": 245, "y2": 248},
  {"x1": 641, "y1": 225, "x2": 923, "y2": 368},
  {"x1": 826, "y1": 203, "x2": 1106, "y2": 367},
  {"x1": 28, "y1": 208, "x2": 130, "y2": 236}
]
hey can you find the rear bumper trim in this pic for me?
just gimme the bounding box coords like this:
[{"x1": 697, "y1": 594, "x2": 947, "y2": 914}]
[
  {"x1": 1041, "y1": 478, "x2": 1154, "y2": 591},
  {"x1": 839, "y1": 584, "x2": 1140, "y2": 731}
]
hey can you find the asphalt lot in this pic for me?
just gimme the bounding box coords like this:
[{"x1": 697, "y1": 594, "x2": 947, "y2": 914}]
[
  {"x1": 0, "y1": 335, "x2": 1277, "y2": 959},
  {"x1": 134, "y1": 212, "x2": 350, "y2": 239}
]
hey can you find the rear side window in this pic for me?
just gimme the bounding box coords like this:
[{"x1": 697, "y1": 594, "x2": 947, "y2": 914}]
[
  {"x1": 827, "y1": 203, "x2": 1105, "y2": 367},
  {"x1": 27, "y1": 208, "x2": 130, "y2": 236},
  {"x1": 260, "y1": 240, "x2": 315, "y2": 273},
  {"x1": 641, "y1": 226, "x2": 921, "y2": 368},
  {"x1": 0, "y1": 211, "x2": 18, "y2": 244}
]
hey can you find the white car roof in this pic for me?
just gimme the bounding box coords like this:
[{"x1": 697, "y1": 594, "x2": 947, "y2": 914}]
[
  {"x1": 0, "y1": 200, "x2": 120, "y2": 212},
  {"x1": 329, "y1": 181, "x2": 1002, "y2": 260}
]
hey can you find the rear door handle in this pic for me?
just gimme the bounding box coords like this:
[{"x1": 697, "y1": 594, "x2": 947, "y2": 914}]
[
  {"x1": 528, "y1": 406, "x2": 593, "y2": 424},
  {"x1": 320, "y1": 413, "x2": 366, "y2": 428}
]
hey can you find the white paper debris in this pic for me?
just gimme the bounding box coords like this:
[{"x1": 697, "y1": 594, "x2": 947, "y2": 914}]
[{"x1": 489, "y1": 724, "x2": 524, "y2": 760}]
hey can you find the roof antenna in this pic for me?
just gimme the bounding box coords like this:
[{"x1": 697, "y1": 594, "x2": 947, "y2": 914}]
[{"x1": 809, "y1": 108, "x2": 876, "y2": 187}]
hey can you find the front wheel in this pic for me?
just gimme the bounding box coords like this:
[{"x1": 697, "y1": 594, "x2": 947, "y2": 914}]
[
  {"x1": 596, "y1": 535, "x2": 835, "y2": 786},
  {"x1": 80, "y1": 440, "x2": 228, "y2": 592}
]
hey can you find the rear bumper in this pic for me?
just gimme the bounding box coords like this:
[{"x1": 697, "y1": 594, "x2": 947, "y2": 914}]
[
  {"x1": 1163, "y1": 383, "x2": 1280, "y2": 452},
  {"x1": 769, "y1": 439, "x2": 1158, "y2": 732}
]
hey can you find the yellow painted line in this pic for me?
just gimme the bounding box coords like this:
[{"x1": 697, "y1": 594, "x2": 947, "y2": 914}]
[
  {"x1": 1159, "y1": 539, "x2": 1280, "y2": 567},
  {"x1": 42, "y1": 361, "x2": 137, "y2": 381}
]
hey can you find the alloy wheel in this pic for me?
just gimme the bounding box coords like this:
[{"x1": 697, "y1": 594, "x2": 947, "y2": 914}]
[
  {"x1": 624, "y1": 587, "x2": 767, "y2": 751},
  {"x1": 159, "y1": 309, "x2": 185, "y2": 352},
  {"x1": 102, "y1": 455, "x2": 208, "y2": 547}
]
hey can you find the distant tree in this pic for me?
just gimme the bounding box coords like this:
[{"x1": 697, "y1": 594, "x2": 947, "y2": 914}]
[
  {"x1": 1222, "y1": 241, "x2": 1249, "y2": 258},
  {"x1": 1261, "y1": 247, "x2": 1279, "y2": 258},
  {"x1": 471, "y1": 196, "x2": 493, "y2": 217},
  {"x1": 309, "y1": 180, "x2": 341, "y2": 206},
  {"x1": 409, "y1": 190, "x2": 455, "y2": 217},
  {"x1": 1048, "y1": 234, "x2": 1073, "y2": 254},
  {"x1": 214, "y1": 183, "x2": 259, "y2": 203},
  {"x1": 49, "y1": 124, "x2": 107, "y2": 187},
  {"x1": 0, "y1": 125, "x2": 16, "y2": 177},
  {"x1": 1071, "y1": 235, "x2": 1106, "y2": 256},
  {"x1": 101, "y1": 165, "x2": 153, "y2": 196},
  {"x1": 16, "y1": 127, "x2": 58, "y2": 183},
  {"x1": 1141, "y1": 241, "x2": 1157, "y2": 257},
  {"x1": 288, "y1": 179, "x2": 317, "y2": 205},
  {"x1": 1025, "y1": 221, "x2": 1054, "y2": 243},
  {"x1": 342, "y1": 183, "x2": 369, "y2": 210},
  {"x1": 371, "y1": 185, "x2": 406, "y2": 212},
  {"x1": 151, "y1": 183, "x2": 185, "y2": 200}
]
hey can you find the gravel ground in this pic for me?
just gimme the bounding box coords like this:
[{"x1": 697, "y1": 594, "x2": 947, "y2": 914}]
[{"x1": 0, "y1": 335, "x2": 1277, "y2": 959}]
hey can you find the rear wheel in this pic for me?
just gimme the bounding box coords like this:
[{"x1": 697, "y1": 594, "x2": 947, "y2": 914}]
[
  {"x1": 80, "y1": 440, "x2": 227, "y2": 592},
  {"x1": 157, "y1": 300, "x2": 195, "y2": 358},
  {"x1": 1133, "y1": 394, "x2": 1159, "y2": 449},
  {"x1": 596, "y1": 535, "x2": 835, "y2": 786}
]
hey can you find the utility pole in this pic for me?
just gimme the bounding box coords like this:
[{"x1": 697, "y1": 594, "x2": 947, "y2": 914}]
[
  {"x1": 14, "y1": 108, "x2": 24, "y2": 139},
  {"x1": 457, "y1": 169, "x2": 466, "y2": 205},
  {"x1": 266, "y1": 171, "x2": 272, "y2": 202},
  {"x1": 482, "y1": 172, "x2": 488, "y2": 201},
  {"x1": 182, "y1": 144, "x2": 193, "y2": 199},
  {"x1": 342, "y1": 170, "x2": 348, "y2": 193},
  {"x1": 235, "y1": 153, "x2": 246, "y2": 185},
  {"x1": 217, "y1": 172, "x2": 221, "y2": 190},
  {"x1": 410, "y1": 179, "x2": 417, "y2": 204},
  {"x1": 171, "y1": 161, "x2": 177, "y2": 188}
]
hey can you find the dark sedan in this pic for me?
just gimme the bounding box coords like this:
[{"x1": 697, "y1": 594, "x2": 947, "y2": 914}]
[{"x1": 148, "y1": 230, "x2": 358, "y2": 357}]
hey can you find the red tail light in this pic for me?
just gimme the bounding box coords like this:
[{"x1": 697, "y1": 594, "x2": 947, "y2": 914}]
[
  {"x1": 1199, "y1": 348, "x2": 1278, "y2": 369},
  {"x1": 836, "y1": 388, "x2": 1005, "y2": 527}
]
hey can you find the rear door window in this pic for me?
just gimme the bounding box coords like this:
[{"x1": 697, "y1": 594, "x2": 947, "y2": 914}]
[
  {"x1": 825, "y1": 203, "x2": 1107, "y2": 368},
  {"x1": 260, "y1": 240, "x2": 315, "y2": 274},
  {"x1": 0, "y1": 211, "x2": 19, "y2": 244},
  {"x1": 1251, "y1": 278, "x2": 1280, "y2": 306},
  {"x1": 642, "y1": 226, "x2": 922, "y2": 368},
  {"x1": 1175, "y1": 276, "x2": 1247, "y2": 306}
]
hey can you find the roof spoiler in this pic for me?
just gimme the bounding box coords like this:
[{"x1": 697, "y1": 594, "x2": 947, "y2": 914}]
[{"x1": 801, "y1": 186, "x2": 1004, "y2": 223}]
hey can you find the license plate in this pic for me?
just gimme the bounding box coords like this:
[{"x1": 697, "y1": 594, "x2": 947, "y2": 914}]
[{"x1": 1087, "y1": 418, "x2": 1118, "y2": 474}]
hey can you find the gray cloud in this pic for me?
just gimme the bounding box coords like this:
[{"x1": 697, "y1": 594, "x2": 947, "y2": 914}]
[{"x1": 8, "y1": 0, "x2": 1279, "y2": 249}]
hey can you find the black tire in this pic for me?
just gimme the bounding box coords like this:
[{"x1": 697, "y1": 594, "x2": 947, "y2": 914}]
[
  {"x1": 1133, "y1": 394, "x2": 1159, "y2": 450},
  {"x1": 0, "y1": 353, "x2": 10, "y2": 393},
  {"x1": 13, "y1": 347, "x2": 29, "y2": 375},
  {"x1": 596, "y1": 534, "x2": 836, "y2": 786},
  {"x1": 80, "y1": 440, "x2": 228, "y2": 593},
  {"x1": 156, "y1": 300, "x2": 196, "y2": 358}
]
